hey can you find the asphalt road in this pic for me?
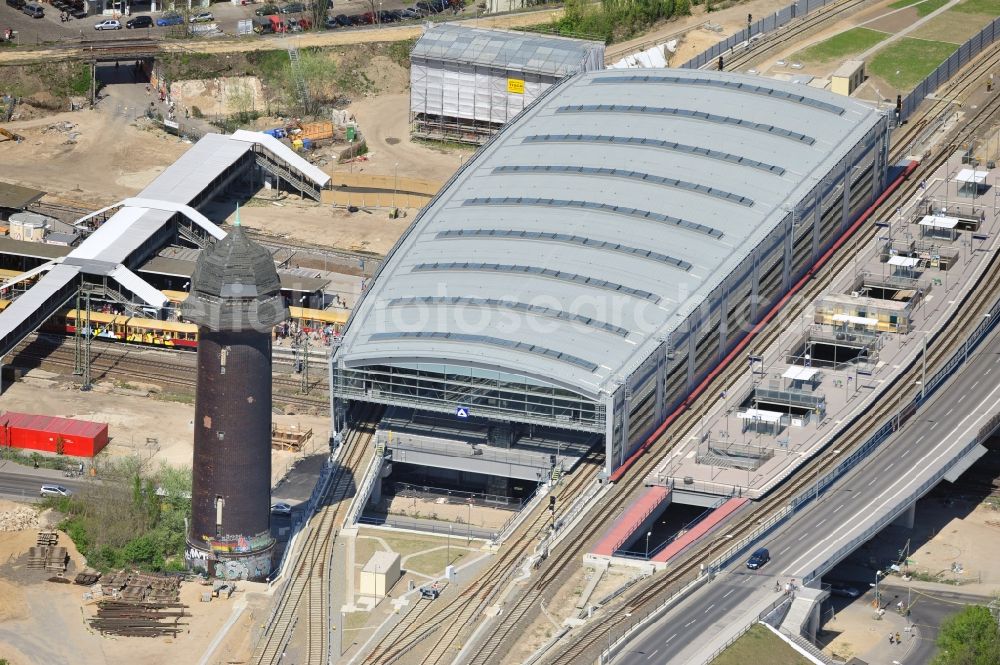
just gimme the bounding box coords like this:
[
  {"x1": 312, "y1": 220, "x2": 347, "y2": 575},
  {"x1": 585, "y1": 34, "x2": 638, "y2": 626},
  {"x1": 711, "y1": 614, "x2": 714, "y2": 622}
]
[
  {"x1": 0, "y1": 466, "x2": 87, "y2": 501},
  {"x1": 616, "y1": 324, "x2": 1000, "y2": 664}
]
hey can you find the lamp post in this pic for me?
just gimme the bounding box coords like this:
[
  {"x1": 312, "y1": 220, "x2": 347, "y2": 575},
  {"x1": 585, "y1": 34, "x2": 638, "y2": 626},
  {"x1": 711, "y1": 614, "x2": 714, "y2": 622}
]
[
  {"x1": 645, "y1": 531, "x2": 652, "y2": 558},
  {"x1": 393, "y1": 161, "x2": 399, "y2": 209}
]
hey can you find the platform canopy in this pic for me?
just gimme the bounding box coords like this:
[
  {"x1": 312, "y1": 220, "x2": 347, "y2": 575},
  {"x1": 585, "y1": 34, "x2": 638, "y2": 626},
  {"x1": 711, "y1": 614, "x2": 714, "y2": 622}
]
[
  {"x1": 737, "y1": 408, "x2": 783, "y2": 423},
  {"x1": 0, "y1": 181, "x2": 45, "y2": 210},
  {"x1": 919, "y1": 215, "x2": 959, "y2": 229},
  {"x1": 782, "y1": 366, "x2": 818, "y2": 381},
  {"x1": 833, "y1": 314, "x2": 878, "y2": 326},
  {"x1": 954, "y1": 169, "x2": 988, "y2": 185},
  {"x1": 887, "y1": 255, "x2": 920, "y2": 267}
]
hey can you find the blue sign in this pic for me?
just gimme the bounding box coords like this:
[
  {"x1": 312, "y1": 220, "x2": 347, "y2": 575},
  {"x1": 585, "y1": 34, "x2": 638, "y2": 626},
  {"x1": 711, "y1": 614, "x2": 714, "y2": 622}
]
[{"x1": 455, "y1": 407, "x2": 469, "y2": 419}]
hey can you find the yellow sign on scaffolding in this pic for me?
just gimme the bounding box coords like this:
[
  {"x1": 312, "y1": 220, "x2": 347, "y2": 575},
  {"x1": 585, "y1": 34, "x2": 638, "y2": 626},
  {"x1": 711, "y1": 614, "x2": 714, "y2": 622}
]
[{"x1": 507, "y1": 78, "x2": 525, "y2": 95}]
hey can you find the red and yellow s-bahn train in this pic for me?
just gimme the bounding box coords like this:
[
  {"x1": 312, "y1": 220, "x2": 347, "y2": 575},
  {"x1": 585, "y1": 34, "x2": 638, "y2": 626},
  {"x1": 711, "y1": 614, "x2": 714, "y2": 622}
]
[{"x1": 0, "y1": 288, "x2": 348, "y2": 350}]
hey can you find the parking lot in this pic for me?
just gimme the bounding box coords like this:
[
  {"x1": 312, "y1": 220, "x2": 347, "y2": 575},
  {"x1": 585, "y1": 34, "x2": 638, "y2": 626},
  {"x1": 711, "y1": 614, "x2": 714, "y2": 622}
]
[{"x1": 1, "y1": 0, "x2": 470, "y2": 44}]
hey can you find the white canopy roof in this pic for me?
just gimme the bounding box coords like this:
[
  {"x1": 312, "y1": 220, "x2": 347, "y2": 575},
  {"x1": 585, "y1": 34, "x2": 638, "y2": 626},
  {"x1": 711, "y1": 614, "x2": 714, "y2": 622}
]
[
  {"x1": 888, "y1": 255, "x2": 920, "y2": 267},
  {"x1": 919, "y1": 215, "x2": 959, "y2": 229},
  {"x1": 955, "y1": 168, "x2": 988, "y2": 184},
  {"x1": 737, "y1": 408, "x2": 784, "y2": 423},
  {"x1": 782, "y1": 366, "x2": 818, "y2": 381},
  {"x1": 833, "y1": 314, "x2": 878, "y2": 326}
]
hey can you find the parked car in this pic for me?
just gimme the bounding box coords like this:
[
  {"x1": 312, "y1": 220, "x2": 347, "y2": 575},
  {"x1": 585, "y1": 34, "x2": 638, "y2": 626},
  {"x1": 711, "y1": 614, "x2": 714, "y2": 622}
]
[
  {"x1": 189, "y1": 11, "x2": 213, "y2": 22},
  {"x1": 22, "y1": 2, "x2": 44, "y2": 18},
  {"x1": 5, "y1": 0, "x2": 26, "y2": 10},
  {"x1": 126, "y1": 15, "x2": 152, "y2": 28},
  {"x1": 254, "y1": 3, "x2": 279, "y2": 14},
  {"x1": 398, "y1": 7, "x2": 421, "y2": 18},
  {"x1": 827, "y1": 582, "x2": 862, "y2": 598},
  {"x1": 155, "y1": 11, "x2": 183, "y2": 26},
  {"x1": 40, "y1": 485, "x2": 71, "y2": 498},
  {"x1": 280, "y1": 2, "x2": 305, "y2": 12},
  {"x1": 270, "y1": 502, "x2": 292, "y2": 516},
  {"x1": 334, "y1": 13, "x2": 351, "y2": 25},
  {"x1": 347, "y1": 14, "x2": 364, "y2": 25},
  {"x1": 323, "y1": 16, "x2": 339, "y2": 29},
  {"x1": 745, "y1": 547, "x2": 770, "y2": 570},
  {"x1": 70, "y1": 7, "x2": 87, "y2": 18},
  {"x1": 94, "y1": 18, "x2": 122, "y2": 30}
]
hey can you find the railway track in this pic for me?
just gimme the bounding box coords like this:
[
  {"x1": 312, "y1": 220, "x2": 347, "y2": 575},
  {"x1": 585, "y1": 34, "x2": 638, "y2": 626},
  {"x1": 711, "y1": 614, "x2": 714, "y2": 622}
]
[
  {"x1": 250, "y1": 409, "x2": 379, "y2": 665},
  {"x1": 358, "y1": 448, "x2": 604, "y2": 665},
  {"x1": 445, "y1": 40, "x2": 1000, "y2": 665},
  {"x1": 537, "y1": 59, "x2": 1000, "y2": 665},
  {"x1": 715, "y1": 0, "x2": 871, "y2": 73},
  {"x1": 8, "y1": 334, "x2": 330, "y2": 410}
]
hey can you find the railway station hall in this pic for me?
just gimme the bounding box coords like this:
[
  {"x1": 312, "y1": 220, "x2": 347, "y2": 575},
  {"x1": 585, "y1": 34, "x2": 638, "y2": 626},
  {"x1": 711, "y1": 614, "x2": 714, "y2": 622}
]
[{"x1": 331, "y1": 68, "x2": 892, "y2": 512}]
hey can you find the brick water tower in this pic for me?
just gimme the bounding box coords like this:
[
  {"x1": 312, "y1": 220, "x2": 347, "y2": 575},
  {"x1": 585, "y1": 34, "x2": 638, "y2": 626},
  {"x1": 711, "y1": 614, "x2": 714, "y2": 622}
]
[{"x1": 183, "y1": 217, "x2": 288, "y2": 581}]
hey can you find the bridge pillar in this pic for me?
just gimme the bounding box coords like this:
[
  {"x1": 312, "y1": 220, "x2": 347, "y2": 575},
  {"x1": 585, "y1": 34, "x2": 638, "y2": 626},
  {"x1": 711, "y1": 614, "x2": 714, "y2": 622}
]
[{"x1": 893, "y1": 501, "x2": 916, "y2": 529}]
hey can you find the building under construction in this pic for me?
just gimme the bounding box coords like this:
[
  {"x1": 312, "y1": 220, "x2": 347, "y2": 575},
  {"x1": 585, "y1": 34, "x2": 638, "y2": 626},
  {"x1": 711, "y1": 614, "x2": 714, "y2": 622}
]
[{"x1": 409, "y1": 24, "x2": 605, "y2": 144}]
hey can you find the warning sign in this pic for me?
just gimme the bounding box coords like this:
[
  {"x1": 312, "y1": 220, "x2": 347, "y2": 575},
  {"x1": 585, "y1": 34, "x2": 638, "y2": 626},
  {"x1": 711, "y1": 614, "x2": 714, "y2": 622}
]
[{"x1": 507, "y1": 78, "x2": 525, "y2": 95}]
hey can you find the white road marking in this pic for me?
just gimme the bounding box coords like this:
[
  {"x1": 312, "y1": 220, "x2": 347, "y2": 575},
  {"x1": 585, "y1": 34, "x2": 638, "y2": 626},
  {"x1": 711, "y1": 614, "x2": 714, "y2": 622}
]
[
  {"x1": 930, "y1": 421, "x2": 938, "y2": 430},
  {"x1": 723, "y1": 589, "x2": 735, "y2": 598},
  {"x1": 665, "y1": 634, "x2": 677, "y2": 644},
  {"x1": 972, "y1": 381, "x2": 980, "y2": 390},
  {"x1": 685, "y1": 620, "x2": 696, "y2": 627},
  {"x1": 798, "y1": 533, "x2": 807, "y2": 541},
  {"x1": 704, "y1": 604, "x2": 715, "y2": 614},
  {"x1": 885, "y1": 463, "x2": 895, "y2": 471},
  {"x1": 868, "y1": 478, "x2": 877, "y2": 487},
  {"x1": 648, "y1": 649, "x2": 660, "y2": 660},
  {"x1": 986, "y1": 369, "x2": 992, "y2": 376},
  {"x1": 816, "y1": 519, "x2": 827, "y2": 527},
  {"x1": 779, "y1": 546, "x2": 791, "y2": 555},
  {"x1": 947, "y1": 408, "x2": 954, "y2": 416},
  {"x1": 786, "y1": 379, "x2": 1000, "y2": 575},
  {"x1": 916, "y1": 436, "x2": 925, "y2": 443},
  {"x1": 833, "y1": 504, "x2": 844, "y2": 513}
]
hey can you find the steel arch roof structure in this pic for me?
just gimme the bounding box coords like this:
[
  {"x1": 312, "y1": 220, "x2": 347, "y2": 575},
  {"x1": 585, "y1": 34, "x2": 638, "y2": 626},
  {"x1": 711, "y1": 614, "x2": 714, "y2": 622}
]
[{"x1": 336, "y1": 70, "x2": 885, "y2": 400}]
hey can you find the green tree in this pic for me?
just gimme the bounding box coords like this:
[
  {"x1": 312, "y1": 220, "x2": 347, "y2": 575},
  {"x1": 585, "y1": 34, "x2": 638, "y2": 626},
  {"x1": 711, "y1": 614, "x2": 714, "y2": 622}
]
[{"x1": 933, "y1": 605, "x2": 1000, "y2": 665}]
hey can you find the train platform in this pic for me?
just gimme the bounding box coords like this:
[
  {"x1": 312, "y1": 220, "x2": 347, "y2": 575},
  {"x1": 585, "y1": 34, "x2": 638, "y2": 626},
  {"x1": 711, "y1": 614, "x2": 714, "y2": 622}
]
[
  {"x1": 587, "y1": 151, "x2": 1000, "y2": 566},
  {"x1": 589, "y1": 485, "x2": 672, "y2": 558},
  {"x1": 640, "y1": 151, "x2": 1000, "y2": 501}
]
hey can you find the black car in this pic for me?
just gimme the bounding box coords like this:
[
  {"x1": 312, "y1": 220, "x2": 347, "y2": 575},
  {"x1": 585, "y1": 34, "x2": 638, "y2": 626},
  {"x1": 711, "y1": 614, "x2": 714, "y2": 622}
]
[
  {"x1": 254, "y1": 3, "x2": 279, "y2": 15},
  {"x1": 746, "y1": 547, "x2": 770, "y2": 570},
  {"x1": 70, "y1": 7, "x2": 86, "y2": 18},
  {"x1": 334, "y1": 13, "x2": 351, "y2": 25},
  {"x1": 415, "y1": 1, "x2": 437, "y2": 12},
  {"x1": 280, "y1": 2, "x2": 305, "y2": 12},
  {"x1": 126, "y1": 15, "x2": 153, "y2": 28},
  {"x1": 5, "y1": 0, "x2": 25, "y2": 9},
  {"x1": 323, "y1": 16, "x2": 338, "y2": 28},
  {"x1": 347, "y1": 14, "x2": 364, "y2": 25}
]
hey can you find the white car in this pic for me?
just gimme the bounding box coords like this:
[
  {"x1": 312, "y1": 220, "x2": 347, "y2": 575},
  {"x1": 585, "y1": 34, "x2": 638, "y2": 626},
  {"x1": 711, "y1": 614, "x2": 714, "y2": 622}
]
[
  {"x1": 189, "y1": 11, "x2": 214, "y2": 22},
  {"x1": 40, "y1": 485, "x2": 72, "y2": 497},
  {"x1": 94, "y1": 18, "x2": 122, "y2": 30},
  {"x1": 270, "y1": 502, "x2": 292, "y2": 516}
]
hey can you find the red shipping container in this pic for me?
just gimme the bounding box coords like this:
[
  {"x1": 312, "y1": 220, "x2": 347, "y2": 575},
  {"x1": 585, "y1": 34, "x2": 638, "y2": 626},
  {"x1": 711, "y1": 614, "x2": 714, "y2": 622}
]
[{"x1": 0, "y1": 412, "x2": 109, "y2": 457}]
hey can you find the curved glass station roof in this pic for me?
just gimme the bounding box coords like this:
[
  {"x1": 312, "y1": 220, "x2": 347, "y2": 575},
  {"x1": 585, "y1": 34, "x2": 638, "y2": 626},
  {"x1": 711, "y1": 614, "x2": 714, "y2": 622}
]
[{"x1": 336, "y1": 69, "x2": 885, "y2": 400}]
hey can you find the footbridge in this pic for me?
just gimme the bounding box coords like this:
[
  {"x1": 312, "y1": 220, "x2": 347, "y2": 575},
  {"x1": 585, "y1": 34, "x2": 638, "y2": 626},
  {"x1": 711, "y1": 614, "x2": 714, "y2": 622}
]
[{"x1": 0, "y1": 130, "x2": 330, "y2": 363}]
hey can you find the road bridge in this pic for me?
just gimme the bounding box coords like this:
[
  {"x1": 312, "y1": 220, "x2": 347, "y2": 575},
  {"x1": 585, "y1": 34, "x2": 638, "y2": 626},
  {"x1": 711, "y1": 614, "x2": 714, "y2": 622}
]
[{"x1": 606, "y1": 282, "x2": 1000, "y2": 664}]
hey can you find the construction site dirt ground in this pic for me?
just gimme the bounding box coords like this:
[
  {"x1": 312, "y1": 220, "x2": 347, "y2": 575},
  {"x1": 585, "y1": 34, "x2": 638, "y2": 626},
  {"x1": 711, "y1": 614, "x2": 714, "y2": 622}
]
[
  {"x1": 0, "y1": 520, "x2": 273, "y2": 665},
  {"x1": 0, "y1": 368, "x2": 328, "y2": 485}
]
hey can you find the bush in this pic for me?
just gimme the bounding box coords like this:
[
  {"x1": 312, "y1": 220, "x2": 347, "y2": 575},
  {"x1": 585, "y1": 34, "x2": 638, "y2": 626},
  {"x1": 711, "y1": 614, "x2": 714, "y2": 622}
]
[
  {"x1": 191, "y1": 105, "x2": 203, "y2": 118},
  {"x1": 56, "y1": 460, "x2": 192, "y2": 574}
]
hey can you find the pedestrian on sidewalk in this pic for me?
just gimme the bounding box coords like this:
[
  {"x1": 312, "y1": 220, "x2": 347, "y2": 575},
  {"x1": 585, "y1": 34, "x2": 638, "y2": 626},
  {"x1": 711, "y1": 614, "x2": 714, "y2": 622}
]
[
  {"x1": 889, "y1": 633, "x2": 895, "y2": 645},
  {"x1": 895, "y1": 632, "x2": 901, "y2": 644}
]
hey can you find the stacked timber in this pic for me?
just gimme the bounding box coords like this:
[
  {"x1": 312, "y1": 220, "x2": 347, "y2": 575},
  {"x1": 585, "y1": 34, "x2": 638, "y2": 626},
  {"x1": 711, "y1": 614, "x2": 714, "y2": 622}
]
[
  {"x1": 45, "y1": 546, "x2": 68, "y2": 572},
  {"x1": 88, "y1": 601, "x2": 189, "y2": 637},
  {"x1": 37, "y1": 530, "x2": 58, "y2": 546},
  {"x1": 26, "y1": 546, "x2": 47, "y2": 569}
]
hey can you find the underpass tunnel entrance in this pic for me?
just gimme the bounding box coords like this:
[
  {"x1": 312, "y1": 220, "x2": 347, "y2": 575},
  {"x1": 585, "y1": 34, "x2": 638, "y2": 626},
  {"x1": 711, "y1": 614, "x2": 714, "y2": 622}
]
[{"x1": 94, "y1": 58, "x2": 154, "y2": 87}]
